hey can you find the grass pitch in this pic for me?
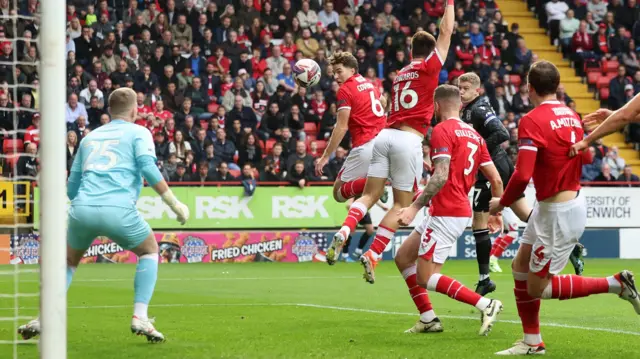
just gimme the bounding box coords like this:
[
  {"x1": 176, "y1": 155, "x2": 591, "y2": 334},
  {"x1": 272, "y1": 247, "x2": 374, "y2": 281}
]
[{"x1": 1, "y1": 259, "x2": 639, "y2": 358}]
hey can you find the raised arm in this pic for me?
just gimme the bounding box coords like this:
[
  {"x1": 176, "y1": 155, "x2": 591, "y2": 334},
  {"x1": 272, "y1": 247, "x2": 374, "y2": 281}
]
[{"x1": 435, "y1": 0, "x2": 455, "y2": 59}]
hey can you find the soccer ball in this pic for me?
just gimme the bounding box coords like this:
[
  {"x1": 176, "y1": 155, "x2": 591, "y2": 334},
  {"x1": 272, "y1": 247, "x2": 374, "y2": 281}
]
[{"x1": 293, "y1": 59, "x2": 321, "y2": 88}]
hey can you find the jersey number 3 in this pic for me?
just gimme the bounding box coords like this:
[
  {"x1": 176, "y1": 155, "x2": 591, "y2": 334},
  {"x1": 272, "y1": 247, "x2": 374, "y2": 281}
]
[
  {"x1": 464, "y1": 142, "x2": 478, "y2": 175},
  {"x1": 84, "y1": 140, "x2": 119, "y2": 171}
]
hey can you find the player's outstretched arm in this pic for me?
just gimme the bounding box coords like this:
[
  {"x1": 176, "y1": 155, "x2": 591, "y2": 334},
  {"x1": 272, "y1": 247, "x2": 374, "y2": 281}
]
[
  {"x1": 435, "y1": 0, "x2": 455, "y2": 60},
  {"x1": 316, "y1": 108, "x2": 349, "y2": 176}
]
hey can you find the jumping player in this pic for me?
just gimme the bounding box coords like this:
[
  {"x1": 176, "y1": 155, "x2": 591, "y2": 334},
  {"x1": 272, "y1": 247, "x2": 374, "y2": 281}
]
[
  {"x1": 489, "y1": 61, "x2": 640, "y2": 355},
  {"x1": 396, "y1": 85, "x2": 504, "y2": 334},
  {"x1": 340, "y1": 198, "x2": 390, "y2": 262},
  {"x1": 18, "y1": 88, "x2": 190, "y2": 343},
  {"x1": 314, "y1": 51, "x2": 387, "y2": 264},
  {"x1": 457, "y1": 72, "x2": 532, "y2": 294},
  {"x1": 332, "y1": 0, "x2": 455, "y2": 284}
]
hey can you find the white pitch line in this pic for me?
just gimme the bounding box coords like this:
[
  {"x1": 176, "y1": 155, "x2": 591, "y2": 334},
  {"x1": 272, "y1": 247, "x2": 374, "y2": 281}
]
[{"x1": 1, "y1": 302, "x2": 639, "y2": 337}]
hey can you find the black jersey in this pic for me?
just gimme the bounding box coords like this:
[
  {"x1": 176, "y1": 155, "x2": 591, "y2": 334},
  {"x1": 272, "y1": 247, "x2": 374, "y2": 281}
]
[{"x1": 461, "y1": 95, "x2": 510, "y2": 159}]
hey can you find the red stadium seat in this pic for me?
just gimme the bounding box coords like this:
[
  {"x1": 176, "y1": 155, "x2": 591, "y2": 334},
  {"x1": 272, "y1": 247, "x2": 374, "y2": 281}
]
[
  {"x1": 596, "y1": 75, "x2": 613, "y2": 89},
  {"x1": 400, "y1": 26, "x2": 411, "y2": 35},
  {"x1": 602, "y1": 60, "x2": 620, "y2": 74},
  {"x1": 599, "y1": 87, "x2": 610, "y2": 100},
  {"x1": 265, "y1": 139, "x2": 277, "y2": 153},
  {"x1": 509, "y1": 74, "x2": 521, "y2": 88},
  {"x1": 228, "y1": 169, "x2": 241, "y2": 178},
  {"x1": 587, "y1": 72, "x2": 601, "y2": 86},
  {"x1": 315, "y1": 140, "x2": 327, "y2": 153},
  {"x1": 304, "y1": 122, "x2": 317, "y2": 136},
  {"x1": 200, "y1": 120, "x2": 209, "y2": 130},
  {"x1": 4, "y1": 154, "x2": 19, "y2": 171},
  {"x1": 207, "y1": 102, "x2": 219, "y2": 114},
  {"x1": 584, "y1": 64, "x2": 601, "y2": 73},
  {"x1": 3, "y1": 139, "x2": 23, "y2": 153}
]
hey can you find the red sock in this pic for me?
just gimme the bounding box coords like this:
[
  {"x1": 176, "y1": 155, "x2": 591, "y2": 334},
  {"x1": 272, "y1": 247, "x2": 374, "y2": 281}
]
[
  {"x1": 491, "y1": 234, "x2": 515, "y2": 258},
  {"x1": 431, "y1": 274, "x2": 484, "y2": 308},
  {"x1": 548, "y1": 275, "x2": 611, "y2": 300},
  {"x1": 513, "y1": 274, "x2": 541, "y2": 340},
  {"x1": 369, "y1": 225, "x2": 394, "y2": 256},
  {"x1": 339, "y1": 178, "x2": 367, "y2": 201},
  {"x1": 342, "y1": 202, "x2": 367, "y2": 233},
  {"x1": 402, "y1": 266, "x2": 433, "y2": 314}
]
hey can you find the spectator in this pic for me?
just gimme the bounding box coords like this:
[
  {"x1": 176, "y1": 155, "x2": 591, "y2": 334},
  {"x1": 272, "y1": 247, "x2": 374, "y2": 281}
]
[
  {"x1": 177, "y1": 66, "x2": 195, "y2": 91},
  {"x1": 559, "y1": 9, "x2": 579, "y2": 51},
  {"x1": 277, "y1": 63, "x2": 296, "y2": 92},
  {"x1": 214, "y1": 128, "x2": 239, "y2": 170},
  {"x1": 24, "y1": 113, "x2": 40, "y2": 146},
  {"x1": 171, "y1": 15, "x2": 192, "y2": 50},
  {"x1": 259, "y1": 68, "x2": 279, "y2": 96},
  {"x1": 214, "y1": 162, "x2": 237, "y2": 181},
  {"x1": 228, "y1": 95, "x2": 258, "y2": 132},
  {"x1": 222, "y1": 77, "x2": 252, "y2": 112},
  {"x1": 512, "y1": 83, "x2": 534, "y2": 114},
  {"x1": 514, "y1": 38, "x2": 533, "y2": 74},
  {"x1": 287, "y1": 140, "x2": 314, "y2": 172},
  {"x1": 604, "y1": 146, "x2": 626, "y2": 178},
  {"x1": 237, "y1": 133, "x2": 263, "y2": 168},
  {"x1": 371, "y1": 18, "x2": 388, "y2": 49},
  {"x1": 181, "y1": 115, "x2": 199, "y2": 142},
  {"x1": 609, "y1": 65, "x2": 633, "y2": 110},
  {"x1": 170, "y1": 163, "x2": 191, "y2": 182},
  {"x1": 169, "y1": 130, "x2": 192, "y2": 163},
  {"x1": 252, "y1": 81, "x2": 269, "y2": 121},
  {"x1": 154, "y1": 129, "x2": 170, "y2": 162},
  {"x1": 184, "y1": 77, "x2": 208, "y2": 112},
  {"x1": 477, "y1": 36, "x2": 500, "y2": 65},
  {"x1": 296, "y1": 28, "x2": 320, "y2": 58},
  {"x1": 376, "y1": 2, "x2": 397, "y2": 31},
  {"x1": 296, "y1": 1, "x2": 319, "y2": 30},
  {"x1": 240, "y1": 163, "x2": 257, "y2": 196},
  {"x1": 191, "y1": 128, "x2": 210, "y2": 162},
  {"x1": 193, "y1": 161, "x2": 217, "y2": 184},
  {"x1": 545, "y1": 0, "x2": 568, "y2": 45},
  {"x1": 556, "y1": 84, "x2": 573, "y2": 105},
  {"x1": 202, "y1": 142, "x2": 221, "y2": 170},
  {"x1": 17, "y1": 142, "x2": 38, "y2": 179},
  {"x1": 592, "y1": 138, "x2": 609, "y2": 159},
  {"x1": 618, "y1": 165, "x2": 640, "y2": 187},
  {"x1": 263, "y1": 102, "x2": 284, "y2": 139},
  {"x1": 287, "y1": 160, "x2": 309, "y2": 188},
  {"x1": 468, "y1": 23, "x2": 485, "y2": 48},
  {"x1": 587, "y1": 0, "x2": 607, "y2": 23},
  {"x1": 261, "y1": 158, "x2": 283, "y2": 181},
  {"x1": 328, "y1": 146, "x2": 347, "y2": 178},
  {"x1": 581, "y1": 147, "x2": 602, "y2": 181},
  {"x1": 593, "y1": 163, "x2": 617, "y2": 185},
  {"x1": 263, "y1": 142, "x2": 286, "y2": 177},
  {"x1": 318, "y1": 2, "x2": 340, "y2": 28},
  {"x1": 87, "y1": 96, "x2": 106, "y2": 124},
  {"x1": 65, "y1": 93, "x2": 88, "y2": 125},
  {"x1": 251, "y1": 47, "x2": 268, "y2": 80},
  {"x1": 456, "y1": 34, "x2": 475, "y2": 68},
  {"x1": 163, "y1": 153, "x2": 179, "y2": 179}
]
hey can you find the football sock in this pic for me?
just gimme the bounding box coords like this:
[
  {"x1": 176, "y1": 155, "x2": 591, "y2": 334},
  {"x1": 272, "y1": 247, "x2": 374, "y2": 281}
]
[
  {"x1": 474, "y1": 229, "x2": 491, "y2": 281},
  {"x1": 369, "y1": 225, "x2": 395, "y2": 258},
  {"x1": 490, "y1": 231, "x2": 516, "y2": 258},
  {"x1": 540, "y1": 274, "x2": 622, "y2": 299},
  {"x1": 402, "y1": 265, "x2": 435, "y2": 321},
  {"x1": 513, "y1": 271, "x2": 542, "y2": 345},
  {"x1": 357, "y1": 231, "x2": 372, "y2": 250},
  {"x1": 338, "y1": 178, "x2": 367, "y2": 202},
  {"x1": 342, "y1": 202, "x2": 367, "y2": 234},
  {"x1": 427, "y1": 273, "x2": 490, "y2": 310},
  {"x1": 133, "y1": 253, "x2": 159, "y2": 320},
  {"x1": 67, "y1": 266, "x2": 76, "y2": 291}
]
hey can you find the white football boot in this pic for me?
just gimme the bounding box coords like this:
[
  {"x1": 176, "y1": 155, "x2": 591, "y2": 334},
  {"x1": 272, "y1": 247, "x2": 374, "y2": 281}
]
[
  {"x1": 479, "y1": 299, "x2": 503, "y2": 336},
  {"x1": 495, "y1": 340, "x2": 546, "y2": 355},
  {"x1": 618, "y1": 270, "x2": 640, "y2": 314},
  {"x1": 131, "y1": 316, "x2": 165, "y2": 343},
  {"x1": 404, "y1": 318, "x2": 444, "y2": 333}
]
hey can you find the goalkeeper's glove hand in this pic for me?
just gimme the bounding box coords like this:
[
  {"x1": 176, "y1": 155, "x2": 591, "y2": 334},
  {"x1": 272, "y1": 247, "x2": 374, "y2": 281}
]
[{"x1": 161, "y1": 190, "x2": 190, "y2": 225}]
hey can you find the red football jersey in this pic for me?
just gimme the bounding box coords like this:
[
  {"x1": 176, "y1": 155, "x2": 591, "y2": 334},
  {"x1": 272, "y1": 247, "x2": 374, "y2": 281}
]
[
  {"x1": 336, "y1": 74, "x2": 386, "y2": 147},
  {"x1": 387, "y1": 50, "x2": 444, "y2": 136},
  {"x1": 517, "y1": 100, "x2": 584, "y2": 201},
  {"x1": 429, "y1": 118, "x2": 492, "y2": 217}
]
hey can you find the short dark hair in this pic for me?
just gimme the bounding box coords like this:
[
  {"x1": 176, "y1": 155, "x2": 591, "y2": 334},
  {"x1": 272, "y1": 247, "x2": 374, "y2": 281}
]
[
  {"x1": 329, "y1": 51, "x2": 359, "y2": 72},
  {"x1": 527, "y1": 61, "x2": 560, "y2": 96},
  {"x1": 411, "y1": 31, "x2": 436, "y2": 59}
]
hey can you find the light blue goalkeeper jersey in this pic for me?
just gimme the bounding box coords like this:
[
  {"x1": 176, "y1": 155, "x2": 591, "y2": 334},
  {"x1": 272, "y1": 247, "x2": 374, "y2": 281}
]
[{"x1": 70, "y1": 119, "x2": 157, "y2": 208}]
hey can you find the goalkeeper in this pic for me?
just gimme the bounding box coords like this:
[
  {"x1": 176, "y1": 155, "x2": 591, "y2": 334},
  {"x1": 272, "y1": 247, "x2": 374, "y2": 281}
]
[{"x1": 18, "y1": 88, "x2": 189, "y2": 343}]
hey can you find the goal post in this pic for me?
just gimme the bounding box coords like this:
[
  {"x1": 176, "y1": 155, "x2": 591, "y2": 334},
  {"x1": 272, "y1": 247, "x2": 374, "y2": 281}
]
[{"x1": 38, "y1": 0, "x2": 67, "y2": 357}]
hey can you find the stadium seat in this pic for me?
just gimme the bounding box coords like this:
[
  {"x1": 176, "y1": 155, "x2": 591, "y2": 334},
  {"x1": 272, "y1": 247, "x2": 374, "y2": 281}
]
[
  {"x1": 265, "y1": 139, "x2": 276, "y2": 153},
  {"x1": 200, "y1": 120, "x2": 209, "y2": 130},
  {"x1": 229, "y1": 169, "x2": 241, "y2": 178},
  {"x1": 602, "y1": 60, "x2": 620, "y2": 74},
  {"x1": 316, "y1": 140, "x2": 327, "y2": 153},
  {"x1": 509, "y1": 74, "x2": 521, "y2": 88},
  {"x1": 4, "y1": 154, "x2": 19, "y2": 171},
  {"x1": 599, "y1": 87, "x2": 610, "y2": 101},
  {"x1": 400, "y1": 26, "x2": 411, "y2": 35},
  {"x1": 3, "y1": 139, "x2": 23, "y2": 153},
  {"x1": 597, "y1": 75, "x2": 613, "y2": 89},
  {"x1": 207, "y1": 102, "x2": 219, "y2": 114},
  {"x1": 587, "y1": 72, "x2": 601, "y2": 86},
  {"x1": 304, "y1": 122, "x2": 317, "y2": 136}
]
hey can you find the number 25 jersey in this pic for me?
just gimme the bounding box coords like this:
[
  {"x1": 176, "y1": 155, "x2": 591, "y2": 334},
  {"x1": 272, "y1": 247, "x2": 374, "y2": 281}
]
[{"x1": 386, "y1": 50, "x2": 444, "y2": 136}]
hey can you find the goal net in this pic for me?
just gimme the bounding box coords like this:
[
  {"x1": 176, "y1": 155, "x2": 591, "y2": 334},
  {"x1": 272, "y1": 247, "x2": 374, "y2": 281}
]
[{"x1": 0, "y1": 0, "x2": 67, "y2": 358}]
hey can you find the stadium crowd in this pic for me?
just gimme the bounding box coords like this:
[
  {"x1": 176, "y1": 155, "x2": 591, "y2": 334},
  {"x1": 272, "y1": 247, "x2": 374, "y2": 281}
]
[{"x1": 0, "y1": 0, "x2": 638, "y2": 186}]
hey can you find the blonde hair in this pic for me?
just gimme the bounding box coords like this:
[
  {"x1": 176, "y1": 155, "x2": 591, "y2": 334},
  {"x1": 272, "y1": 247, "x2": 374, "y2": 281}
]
[
  {"x1": 108, "y1": 87, "x2": 137, "y2": 120},
  {"x1": 458, "y1": 72, "x2": 481, "y2": 88}
]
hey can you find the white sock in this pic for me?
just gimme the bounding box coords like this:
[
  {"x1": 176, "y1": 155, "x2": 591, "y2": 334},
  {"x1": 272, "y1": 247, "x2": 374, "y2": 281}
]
[
  {"x1": 420, "y1": 310, "x2": 436, "y2": 322},
  {"x1": 134, "y1": 302, "x2": 148, "y2": 321},
  {"x1": 479, "y1": 274, "x2": 490, "y2": 281},
  {"x1": 490, "y1": 255, "x2": 497, "y2": 261},
  {"x1": 607, "y1": 276, "x2": 622, "y2": 293},
  {"x1": 475, "y1": 297, "x2": 491, "y2": 311},
  {"x1": 524, "y1": 333, "x2": 543, "y2": 346}
]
